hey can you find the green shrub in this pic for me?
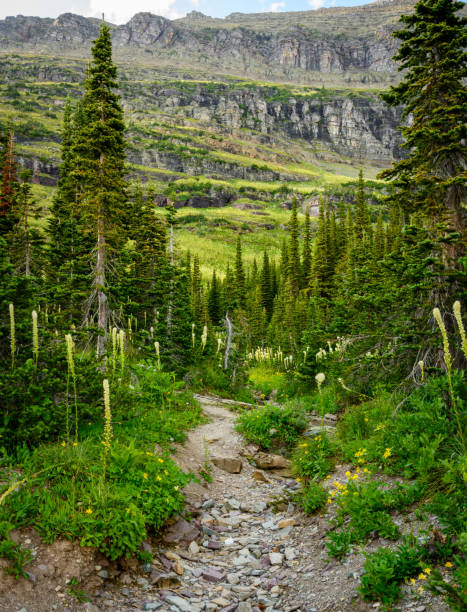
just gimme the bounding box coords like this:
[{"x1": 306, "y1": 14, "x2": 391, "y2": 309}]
[
  {"x1": 0, "y1": 521, "x2": 32, "y2": 578},
  {"x1": 359, "y1": 538, "x2": 427, "y2": 604},
  {"x1": 0, "y1": 439, "x2": 191, "y2": 560},
  {"x1": 427, "y1": 533, "x2": 467, "y2": 611},
  {"x1": 236, "y1": 404, "x2": 307, "y2": 450},
  {"x1": 325, "y1": 479, "x2": 422, "y2": 559},
  {"x1": 292, "y1": 433, "x2": 335, "y2": 481},
  {"x1": 297, "y1": 482, "x2": 327, "y2": 514}
]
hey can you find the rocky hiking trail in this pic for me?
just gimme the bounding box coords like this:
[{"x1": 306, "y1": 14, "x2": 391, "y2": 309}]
[{"x1": 0, "y1": 396, "x2": 444, "y2": 612}]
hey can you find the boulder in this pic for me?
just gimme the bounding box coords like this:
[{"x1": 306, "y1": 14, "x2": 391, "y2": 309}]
[
  {"x1": 253, "y1": 452, "x2": 291, "y2": 470},
  {"x1": 212, "y1": 457, "x2": 243, "y2": 473}
]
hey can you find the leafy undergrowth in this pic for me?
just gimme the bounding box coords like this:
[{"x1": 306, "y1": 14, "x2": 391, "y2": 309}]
[
  {"x1": 235, "y1": 403, "x2": 308, "y2": 450},
  {"x1": 249, "y1": 369, "x2": 466, "y2": 609},
  {"x1": 0, "y1": 367, "x2": 203, "y2": 566}
]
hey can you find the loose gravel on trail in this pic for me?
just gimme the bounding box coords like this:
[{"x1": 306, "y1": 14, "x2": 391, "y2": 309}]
[{"x1": 0, "y1": 396, "x2": 447, "y2": 612}]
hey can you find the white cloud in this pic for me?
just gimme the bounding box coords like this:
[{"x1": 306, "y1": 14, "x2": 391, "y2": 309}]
[
  {"x1": 308, "y1": 0, "x2": 325, "y2": 8},
  {"x1": 269, "y1": 1, "x2": 285, "y2": 11},
  {"x1": 87, "y1": 0, "x2": 181, "y2": 24}
]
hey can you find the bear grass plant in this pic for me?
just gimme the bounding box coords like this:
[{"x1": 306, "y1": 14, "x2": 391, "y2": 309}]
[
  {"x1": 0, "y1": 439, "x2": 190, "y2": 561},
  {"x1": 0, "y1": 364, "x2": 203, "y2": 563}
]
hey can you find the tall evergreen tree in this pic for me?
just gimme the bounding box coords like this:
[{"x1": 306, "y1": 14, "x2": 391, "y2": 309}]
[
  {"x1": 208, "y1": 270, "x2": 221, "y2": 325},
  {"x1": 191, "y1": 256, "x2": 203, "y2": 320},
  {"x1": 0, "y1": 130, "x2": 17, "y2": 235},
  {"x1": 71, "y1": 21, "x2": 128, "y2": 354},
  {"x1": 379, "y1": 0, "x2": 466, "y2": 265},
  {"x1": 288, "y1": 197, "x2": 301, "y2": 297},
  {"x1": 309, "y1": 199, "x2": 331, "y2": 298},
  {"x1": 302, "y1": 206, "x2": 312, "y2": 289},
  {"x1": 234, "y1": 235, "x2": 246, "y2": 309},
  {"x1": 260, "y1": 251, "x2": 274, "y2": 320},
  {"x1": 48, "y1": 99, "x2": 92, "y2": 318},
  {"x1": 8, "y1": 170, "x2": 43, "y2": 277},
  {"x1": 354, "y1": 169, "x2": 371, "y2": 240}
]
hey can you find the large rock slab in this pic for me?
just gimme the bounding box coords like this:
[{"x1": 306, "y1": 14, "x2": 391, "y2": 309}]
[
  {"x1": 212, "y1": 457, "x2": 243, "y2": 473},
  {"x1": 253, "y1": 452, "x2": 291, "y2": 470}
]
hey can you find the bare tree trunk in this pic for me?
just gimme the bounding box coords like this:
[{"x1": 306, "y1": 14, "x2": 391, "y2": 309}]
[{"x1": 224, "y1": 312, "x2": 232, "y2": 370}]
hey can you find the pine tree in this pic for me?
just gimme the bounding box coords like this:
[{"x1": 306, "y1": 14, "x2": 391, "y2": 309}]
[
  {"x1": 280, "y1": 239, "x2": 289, "y2": 284},
  {"x1": 234, "y1": 235, "x2": 246, "y2": 309},
  {"x1": 191, "y1": 256, "x2": 203, "y2": 320},
  {"x1": 302, "y1": 206, "x2": 312, "y2": 289},
  {"x1": 71, "y1": 20, "x2": 127, "y2": 355},
  {"x1": 260, "y1": 251, "x2": 274, "y2": 320},
  {"x1": 0, "y1": 130, "x2": 17, "y2": 235},
  {"x1": 309, "y1": 199, "x2": 331, "y2": 298},
  {"x1": 48, "y1": 99, "x2": 91, "y2": 318},
  {"x1": 132, "y1": 202, "x2": 168, "y2": 318},
  {"x1": 288, "y1": 197, "x2": 301, "y2": 297},
  {"x1": 373, "y1": 212, "x2": 385, "y2": 262},
  {"x1": 354, "y1": 169, "x2": 371, "y2": 240},
  {"x1": 8, "y1": 170, "x2": 43, "y2": 276},
  {"x1": 223, "y1": 263, "x2": 235, "y2": 314},
  {"x1": 379, "y1": 0, "x2": 466, "y2": 264},
  {"x1": 208, "y1": 270, "x2": 222, "y2": 325}
]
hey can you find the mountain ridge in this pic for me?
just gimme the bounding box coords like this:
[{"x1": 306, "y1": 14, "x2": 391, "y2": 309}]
[{"x1": 0, "y1": 1, "x2": 420, "y2": 84}]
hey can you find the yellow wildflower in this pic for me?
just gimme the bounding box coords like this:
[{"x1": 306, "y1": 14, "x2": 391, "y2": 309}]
[
  {"x1": 85, "y1": 508, "x2": 93, "y2": 515},
  {"x1": 174, "y1": 486, "x2": 179, "y2": 491},
  {"x1": 156, "y1": 475, "x2": 162, "y2": 481},
  {"x1": 61, "y1": 441, "x2": 66, "y2": 447},
  {"x1": 364, "y1": 417, "x2": 369, "y2": 422},
  {"x1": 143, "y1": 473, "x2": 148, "y2": 479},
  {"x1": 423, "y1": 568, "x2": 431, "y2": 575},
  {"x1": 418, "y1": 587, "x2": 424, "y2": 594},
  {"x1": 158, "y1": 458, "x2": 164, "y2": 463},
  {"x1": 410, "y1": 578, "x2": 416, "y2": 585},
  {"x1": 345, "y1": 471, "x2": 351, "y2": 477},
  {"x1": 445, "y1": 562, "x2": 453, "y2": 568},
  {"x1": 418, "y1": 573, "x2": 426, "y2": 580},
  {"x1": 383, "y1": 448, "x2": 391, "y2": 459},
  {"x1": 327, "y1": 498, "x2": 332, "y2": 504}
]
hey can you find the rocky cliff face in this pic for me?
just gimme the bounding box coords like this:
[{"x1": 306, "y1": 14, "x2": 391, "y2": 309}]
[
  {"x1": 0, "y1": 3, "x2": 415, "y2": 81},
  {"x1": 138, "y1": 85, "x2": 403, "y2": 161}
]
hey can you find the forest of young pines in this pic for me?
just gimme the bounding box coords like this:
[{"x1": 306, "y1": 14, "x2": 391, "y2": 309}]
[{"x1": 0, "y1": 0, "x2": 465, "y2": 610}]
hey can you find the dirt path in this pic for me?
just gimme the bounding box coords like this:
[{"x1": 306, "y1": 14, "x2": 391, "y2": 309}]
[{"x1": 0, "y1": 396, "x2": 446, "y2": 612}]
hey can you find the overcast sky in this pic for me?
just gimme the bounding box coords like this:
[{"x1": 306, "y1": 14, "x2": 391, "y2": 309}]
[{"x1": 1, "y1": 0, "x2": 378, "y2": 25}]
